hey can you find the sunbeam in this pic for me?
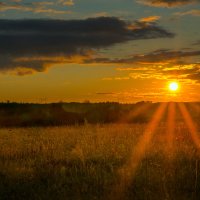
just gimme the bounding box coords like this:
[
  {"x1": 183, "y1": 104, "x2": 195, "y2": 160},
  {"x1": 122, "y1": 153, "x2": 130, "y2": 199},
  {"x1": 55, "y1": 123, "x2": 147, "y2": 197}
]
[
  {"x1": 178, "y1": 103, "x2": 200, "y2": 149},
  {"x1": 166, "y1": 102, "x2": 176, "y2": 158},
  {"x1": 108, "y1": 102, "x2": 168, "y2": 200},
  {"x1": 118, "y1": 103, "x2": 152, "y2": 123}
]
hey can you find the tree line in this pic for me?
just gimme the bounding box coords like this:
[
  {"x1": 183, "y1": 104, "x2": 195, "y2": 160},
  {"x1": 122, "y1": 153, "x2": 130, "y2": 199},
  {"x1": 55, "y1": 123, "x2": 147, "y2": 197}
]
[{"x1": 0, "y1": 102, "x2": 199, "y2": 127}]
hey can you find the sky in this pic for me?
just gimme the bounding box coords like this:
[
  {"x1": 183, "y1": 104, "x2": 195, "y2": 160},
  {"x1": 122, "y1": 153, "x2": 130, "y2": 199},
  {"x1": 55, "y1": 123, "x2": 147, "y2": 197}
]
[{"x1": 0, "y1": 0, "x2": 200, "y2": 103}]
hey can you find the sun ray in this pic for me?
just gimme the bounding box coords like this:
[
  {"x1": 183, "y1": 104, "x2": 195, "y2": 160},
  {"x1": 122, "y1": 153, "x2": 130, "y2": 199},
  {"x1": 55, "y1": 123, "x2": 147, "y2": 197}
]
[
  {"x1": 166, "y1": 102, "x2": 176, "y2": 158},
  {"x1": 108, "y1": 102, "x2": 168, "y2": 200},
  {"x1": 118, "y1": 103, "x2": 152, "y2": 123},
  {"x1": 178, "y1": 103, "x2": 200, "y2": 149}
]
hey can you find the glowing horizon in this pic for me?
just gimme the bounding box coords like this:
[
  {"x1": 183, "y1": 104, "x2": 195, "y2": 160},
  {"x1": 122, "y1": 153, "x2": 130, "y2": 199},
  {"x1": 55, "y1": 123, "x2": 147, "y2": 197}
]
[{"x1": 0, "y1": 0, "x2": 200, "y2": 102}]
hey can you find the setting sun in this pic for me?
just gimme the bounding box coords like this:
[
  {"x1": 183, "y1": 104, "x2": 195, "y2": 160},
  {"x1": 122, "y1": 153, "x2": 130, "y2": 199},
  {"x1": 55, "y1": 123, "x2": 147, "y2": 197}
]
[{"x1": 169, "y1": 82, "x2": 179, "y2": 92}]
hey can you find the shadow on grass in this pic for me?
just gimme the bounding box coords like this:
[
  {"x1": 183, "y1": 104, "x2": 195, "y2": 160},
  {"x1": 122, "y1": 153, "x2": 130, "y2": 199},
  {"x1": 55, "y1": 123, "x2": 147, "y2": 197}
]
[
  {"x1": 1, "y1": 155, "x2": 200, "y2": 200},
  {"x1": 123, "y1": 154, "x2": 200, "y2": 200},
  {"x1": 0, "y1": 158, "x2": 121, "y2": 200}
]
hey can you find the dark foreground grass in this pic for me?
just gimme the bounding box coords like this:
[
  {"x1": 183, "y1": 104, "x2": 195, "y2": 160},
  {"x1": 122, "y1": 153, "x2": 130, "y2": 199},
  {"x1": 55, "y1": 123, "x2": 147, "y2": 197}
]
[{"x1": 0, "y1": 124, "x2": 200, "y2": 200}]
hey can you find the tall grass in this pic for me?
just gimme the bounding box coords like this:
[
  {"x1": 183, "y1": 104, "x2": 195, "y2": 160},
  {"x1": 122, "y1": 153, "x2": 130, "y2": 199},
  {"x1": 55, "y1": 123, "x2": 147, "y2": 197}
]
[{"x1": 0, "y1": 123, "x2": 200, "y2": 199}]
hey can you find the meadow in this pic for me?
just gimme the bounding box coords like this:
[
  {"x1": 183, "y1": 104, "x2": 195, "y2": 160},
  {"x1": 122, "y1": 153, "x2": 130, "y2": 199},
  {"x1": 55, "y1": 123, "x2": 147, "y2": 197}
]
[{"x1": 0, "y1": 121, "x2": 200, "y2": 200}]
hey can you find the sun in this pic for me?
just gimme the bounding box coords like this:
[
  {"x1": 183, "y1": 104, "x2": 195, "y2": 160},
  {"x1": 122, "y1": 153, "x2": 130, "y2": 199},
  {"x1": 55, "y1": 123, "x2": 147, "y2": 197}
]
[{"x1": 169, "y1": 82, "x2": 179, "y2": 92}]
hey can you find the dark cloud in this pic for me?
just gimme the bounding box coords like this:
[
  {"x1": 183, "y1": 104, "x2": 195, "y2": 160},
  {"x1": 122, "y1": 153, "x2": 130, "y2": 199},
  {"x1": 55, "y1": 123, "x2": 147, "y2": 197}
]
[
  {"x1": 85, "y1": 49, "x2": 200, "y2": 65},
  {"x1": 96, "y1": 92, "x2": 115, "y2": 95},
  {"x1": 0, "y1": 17, "x2": 174, "y2": 74},
  {"x1": 138, "y1": 0, "x2": 199, "y2": 7}
]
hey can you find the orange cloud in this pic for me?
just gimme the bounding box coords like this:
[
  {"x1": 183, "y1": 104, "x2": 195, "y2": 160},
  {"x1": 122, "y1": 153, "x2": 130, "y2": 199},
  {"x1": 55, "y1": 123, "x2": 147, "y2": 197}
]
[
  {"x1": 137, "y1": 0, "x2": 199, "y2": 7},
  {"x1": 58, "y1": 0, "x2": 74, "y2": 6},
  {"x1": 0, "y1": 1, "x2": 73, "y2": 14},
  {"x1": 139, "y1": 15, "x2": 161, "y2": 22}
]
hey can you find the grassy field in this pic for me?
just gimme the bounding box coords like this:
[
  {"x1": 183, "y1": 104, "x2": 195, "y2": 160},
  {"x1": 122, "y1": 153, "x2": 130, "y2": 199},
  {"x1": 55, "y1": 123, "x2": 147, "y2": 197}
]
[{"x1": 0, "y1": 123, "x2": 200, "y2": 200}]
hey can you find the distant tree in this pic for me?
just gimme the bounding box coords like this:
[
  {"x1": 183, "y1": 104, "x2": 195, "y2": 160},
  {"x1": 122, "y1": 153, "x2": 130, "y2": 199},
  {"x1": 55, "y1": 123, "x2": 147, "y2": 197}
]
[{"x1": 83, "y1": 100, "x2": 90, "y2": 103}]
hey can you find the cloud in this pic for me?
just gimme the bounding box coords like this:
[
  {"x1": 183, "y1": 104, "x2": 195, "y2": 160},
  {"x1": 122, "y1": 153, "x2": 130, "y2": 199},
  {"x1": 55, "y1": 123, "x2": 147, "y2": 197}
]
[
  {"x1": 0, "y1": 0, "x2": 73, "y2": 14},
  {"x1": 102, "y1": 76, "x2": 130, "y2": 81},
  {"x1": 89, "y1": 49, "x2": 200, "y2": 82},
  {"x1": 139, "y1": 16, "x2": 161, "y2": 22},
  {"x1": 157, "y1": 64, "x2": 200, "y2": 82},
  {"x1": 186, "y1": 69, "x2": 200, "y2": 81},
  {"x1": 115, "y1": 63, "x2": 200, "y2": 83},
  {"x1": 137, "y1": 0, "x2": 200, "y2": 7},
  {"x1": 175, "y1": 10, "x2": 200, "y2": 17},
  {"x1": 58, "y1": 0, "x2": 74, "y2": 6},
  {"x1": 96, "y1": 92, "x2": 116, "y2": 95},
  {"x1": 86, "y1": 49, "x2": 200, "y2": 65},
  {"x1": 0, "y1": 17, "x2": 174, "y2": 75}
]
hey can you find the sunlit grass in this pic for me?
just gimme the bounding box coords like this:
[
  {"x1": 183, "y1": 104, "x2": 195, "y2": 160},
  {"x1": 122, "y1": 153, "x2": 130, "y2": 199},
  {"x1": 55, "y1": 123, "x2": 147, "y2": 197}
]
[
  {"x1": 0, "y1": 121, "x2": 200, "y2": 199},
  {"x1": 166, "y1": 102, "x2": 176, "y2": 158}
]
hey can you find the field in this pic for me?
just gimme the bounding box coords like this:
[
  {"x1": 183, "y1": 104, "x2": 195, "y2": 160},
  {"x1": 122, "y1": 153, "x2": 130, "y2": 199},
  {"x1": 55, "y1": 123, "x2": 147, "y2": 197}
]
[{"x1": 0, "y1": 121, "x2": 200, "y2": 200}]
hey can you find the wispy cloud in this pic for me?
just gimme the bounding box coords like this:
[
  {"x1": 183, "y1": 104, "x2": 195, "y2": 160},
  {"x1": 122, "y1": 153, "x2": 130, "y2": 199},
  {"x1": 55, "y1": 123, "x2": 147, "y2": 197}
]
[
  {"x1": 137, "y1": 0, "x2": 200, "y2": 7},
  {"x1": 58, "y1": 0, "x2": 74, "y2": 6},
  {"x1": 0, "y1": 0, "x2": 73, "y2": 14},
  {"x1": 114, "y1": 63, "x2": 200, "y2": 83},
  {"x1": 96, "y1": 92, "x2": 116, "y2": 95},
  {"x1": 99, "y1": 49, "x2": 200, "y2": 83},
  {"x1": 102, "y1": 76, "x2": 130, "y2": 81},
  {"x1": 175, "y1": 9, "x2": 200, "y2": 17},
  {"x1": 86, "y1": 49, "x2": 200, "y2": 65},
  {"x1": 139, "y1": 15, "x2": 161, "y2": 22}
]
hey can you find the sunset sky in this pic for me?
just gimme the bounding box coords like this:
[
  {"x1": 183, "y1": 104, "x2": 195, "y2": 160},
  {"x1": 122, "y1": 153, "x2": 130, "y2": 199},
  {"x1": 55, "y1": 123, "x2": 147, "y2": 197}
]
[{"x1": 0, "y1": 0, "x2": 200, "y2": 103}]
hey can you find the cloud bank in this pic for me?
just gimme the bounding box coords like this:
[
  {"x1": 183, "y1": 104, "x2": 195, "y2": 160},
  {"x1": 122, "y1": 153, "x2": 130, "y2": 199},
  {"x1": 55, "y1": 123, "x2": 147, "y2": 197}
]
[
  {"x1": 86, "y1": 49, "x2": 200, "y2": 65},
  {"x1": 91, "y1": 49, "x2": 200, "y2": 82},
  {"x1": 0, "y1": 17, "x2": 174, "y2": 74}
]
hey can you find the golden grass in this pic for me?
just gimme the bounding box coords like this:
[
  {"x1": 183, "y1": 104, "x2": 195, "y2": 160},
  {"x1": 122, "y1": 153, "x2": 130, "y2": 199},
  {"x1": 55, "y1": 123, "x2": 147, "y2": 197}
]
[{"x1": 0, "y1": 123, "x2": 200, "y2": 200}]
